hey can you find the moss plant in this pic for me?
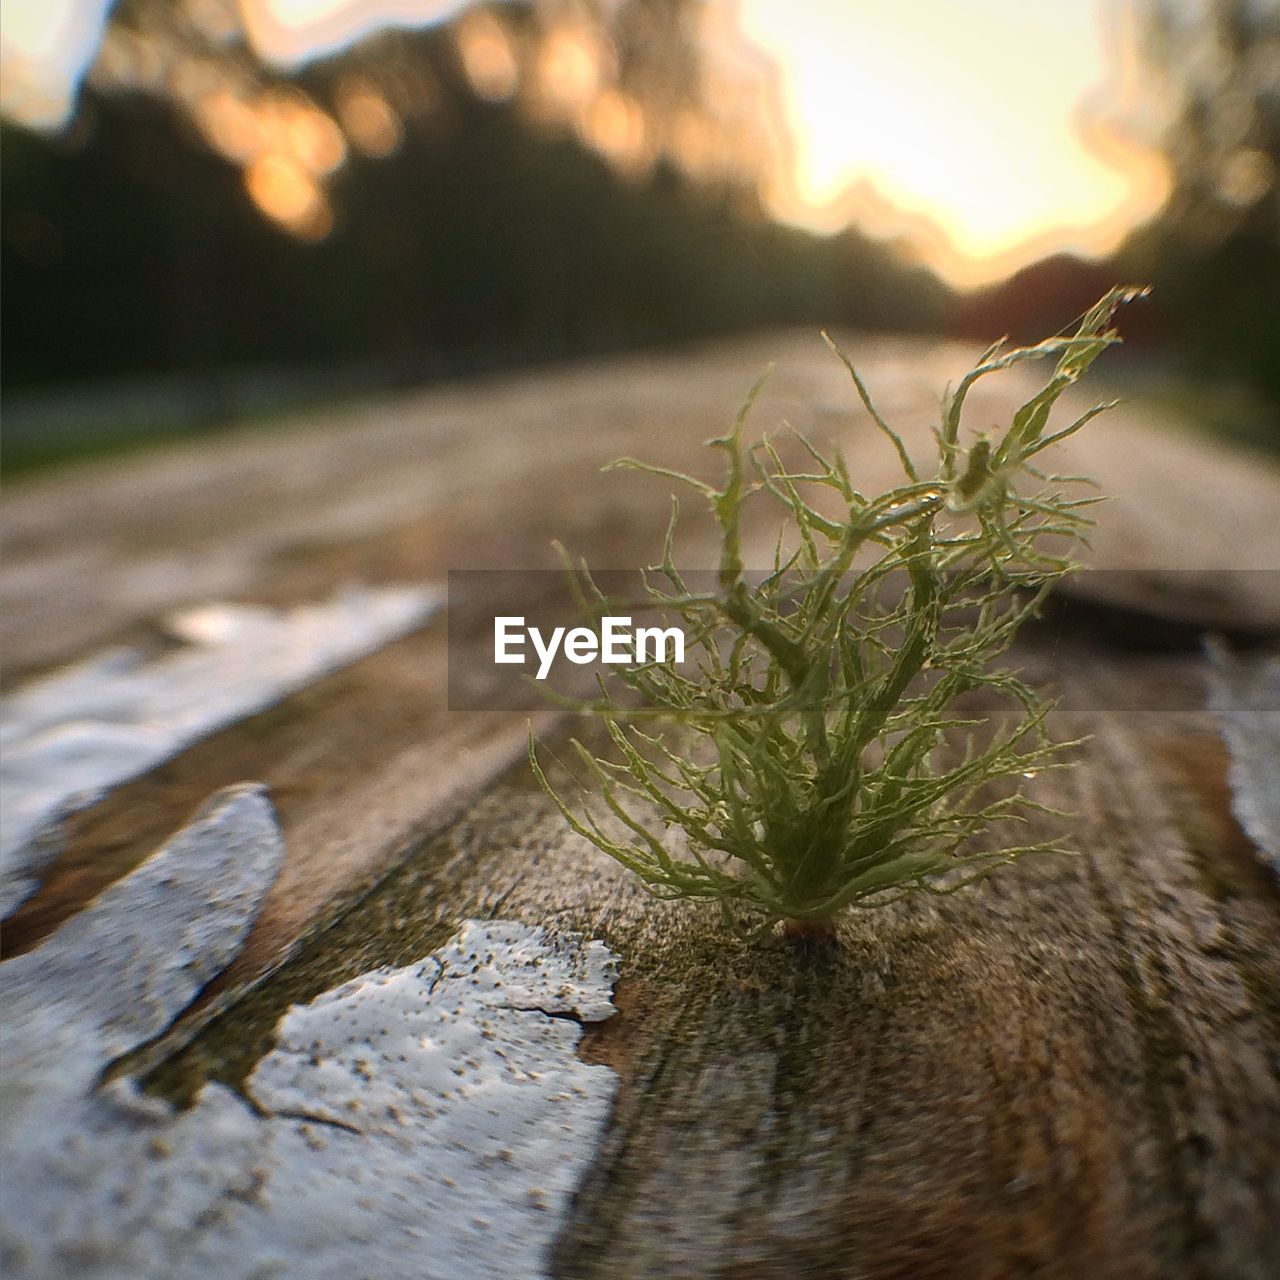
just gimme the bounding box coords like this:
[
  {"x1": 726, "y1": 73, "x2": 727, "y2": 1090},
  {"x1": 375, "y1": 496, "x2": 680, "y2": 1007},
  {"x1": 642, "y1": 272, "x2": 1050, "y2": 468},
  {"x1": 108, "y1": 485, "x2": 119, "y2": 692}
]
[{"x1": 531, "y1": 288, "x2": 1147, "y2": 938}]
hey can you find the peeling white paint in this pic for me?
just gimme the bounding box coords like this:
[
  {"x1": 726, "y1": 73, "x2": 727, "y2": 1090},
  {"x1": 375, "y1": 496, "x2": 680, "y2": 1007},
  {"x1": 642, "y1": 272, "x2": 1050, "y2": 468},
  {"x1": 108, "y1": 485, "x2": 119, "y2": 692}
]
[
  {"x1": 0, "y1": 584, "x2": 439, "y2": 915},
  {"x1": 1206, "y1": 640, "x2": 1280, "y2": 874},
  {"x1": 230, "y1": 919, "x2": 620, "y2": 1280},
  {"x1": 1, "y1": 784, "x2": 285, "y2": 1068},
  {"x1": 1, "y1": 791, "x2": 620, "y2": 1280}
]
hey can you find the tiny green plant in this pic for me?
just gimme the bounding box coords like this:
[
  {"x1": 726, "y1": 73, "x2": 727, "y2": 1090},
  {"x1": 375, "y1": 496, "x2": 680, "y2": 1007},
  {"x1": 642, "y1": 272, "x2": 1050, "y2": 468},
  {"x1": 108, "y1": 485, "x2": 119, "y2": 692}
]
[{"x1": 530, "y1": 288, "x2": 1146, "y2": 938}]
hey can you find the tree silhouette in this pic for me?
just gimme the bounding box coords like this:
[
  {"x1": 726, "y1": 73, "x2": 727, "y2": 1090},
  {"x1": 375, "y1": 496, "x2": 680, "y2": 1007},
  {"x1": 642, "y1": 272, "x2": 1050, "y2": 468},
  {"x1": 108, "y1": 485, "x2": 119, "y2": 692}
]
[{"x1": 2, "y1": 1, "x2": 946, "y2": 403}]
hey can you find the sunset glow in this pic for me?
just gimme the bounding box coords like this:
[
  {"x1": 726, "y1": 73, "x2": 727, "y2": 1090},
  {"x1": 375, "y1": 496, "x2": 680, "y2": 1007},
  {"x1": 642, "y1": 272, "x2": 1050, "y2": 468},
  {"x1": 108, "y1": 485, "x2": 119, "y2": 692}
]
[
  {"x1": 737, "y1": 0, "x2": 1171, "y2": 287},
  {"x1": 0, "y1": 0, "x2": 1172, "y2": 289}
]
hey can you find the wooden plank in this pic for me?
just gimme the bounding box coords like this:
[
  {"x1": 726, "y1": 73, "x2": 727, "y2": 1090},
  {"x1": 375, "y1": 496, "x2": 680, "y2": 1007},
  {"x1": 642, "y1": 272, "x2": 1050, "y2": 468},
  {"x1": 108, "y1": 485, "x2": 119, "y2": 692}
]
[
  {"x1": 3, "y1": 334, "x2": 1279, "y2": 1277},
  {"x1": 127, "y1": 646, "x2": 1280, "y2": 1279}
]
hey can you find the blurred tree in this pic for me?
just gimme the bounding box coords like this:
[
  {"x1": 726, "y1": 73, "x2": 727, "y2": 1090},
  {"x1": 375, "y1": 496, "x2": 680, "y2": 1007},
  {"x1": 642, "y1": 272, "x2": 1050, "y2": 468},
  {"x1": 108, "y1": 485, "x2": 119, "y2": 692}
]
[
  {"x1": 1120, "y1": 0, "x2": 1280, "y2": 401},
  {"x1": 1, "y1": 0, "x2": 946, "y2": 406}
]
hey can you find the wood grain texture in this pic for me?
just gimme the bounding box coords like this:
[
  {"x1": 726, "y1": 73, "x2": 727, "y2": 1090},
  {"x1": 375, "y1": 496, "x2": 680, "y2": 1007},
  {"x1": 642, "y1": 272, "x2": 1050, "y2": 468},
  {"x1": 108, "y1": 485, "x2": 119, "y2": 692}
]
[
  {"x1": 136, "y1": 653, "x2": 1280, "y2": 1280},
  {"x1": 4, "y1": 334, "x2": 1279, "y2": 1278}
]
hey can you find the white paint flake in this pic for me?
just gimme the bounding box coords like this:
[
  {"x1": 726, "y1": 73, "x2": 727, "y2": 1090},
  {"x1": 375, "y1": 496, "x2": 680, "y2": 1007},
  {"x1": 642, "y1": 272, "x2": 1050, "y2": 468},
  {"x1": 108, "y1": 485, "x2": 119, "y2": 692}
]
[
  {"x1": 1, "y1": 785, "x2": 286, "y2": 1280},
  {"x1": 1, "y1": 784, "x2": 285, "y2": 1067},
  {"x1": 1, "y1": 789, "x2": 620, "y2": 1280},
  {"x1": 0, "y1": 584, "x2": 439, "y2": 915},
  {"x1": 1206, "y1": 640, "x2": 1280, "y2": 874}
]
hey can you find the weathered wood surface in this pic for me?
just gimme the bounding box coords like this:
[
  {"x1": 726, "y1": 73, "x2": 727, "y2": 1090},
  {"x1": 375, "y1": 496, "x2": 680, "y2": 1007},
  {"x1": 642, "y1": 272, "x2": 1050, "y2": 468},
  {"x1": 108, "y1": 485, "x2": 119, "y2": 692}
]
[{"x1": 2, "y1": 332, "x2": 1278, "y2": 1279}]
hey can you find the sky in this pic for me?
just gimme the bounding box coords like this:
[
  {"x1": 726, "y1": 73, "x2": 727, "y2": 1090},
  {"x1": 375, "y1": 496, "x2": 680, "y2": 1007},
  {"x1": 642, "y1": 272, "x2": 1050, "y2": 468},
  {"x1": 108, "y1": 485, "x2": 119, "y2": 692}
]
[
  {"x1": 0, "y1": 0, "x2": 1170, "y2": 289},
  {"x1": 736, "y1": 0, "x2": 1169, "y2": 286}
]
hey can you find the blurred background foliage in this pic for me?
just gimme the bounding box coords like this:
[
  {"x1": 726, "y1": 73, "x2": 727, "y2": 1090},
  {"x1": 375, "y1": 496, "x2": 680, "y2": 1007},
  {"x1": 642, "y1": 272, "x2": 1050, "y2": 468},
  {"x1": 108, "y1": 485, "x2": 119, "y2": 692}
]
[
  {"x1": 2, "y1": 0, "x2": 944, "y2": 392},
  {"x1": 1, "y1": 0, "x2": 1276, "y2": 470},
  {"x1": 1120, "y1": 0, "x2": 1280, "y2": 402}
]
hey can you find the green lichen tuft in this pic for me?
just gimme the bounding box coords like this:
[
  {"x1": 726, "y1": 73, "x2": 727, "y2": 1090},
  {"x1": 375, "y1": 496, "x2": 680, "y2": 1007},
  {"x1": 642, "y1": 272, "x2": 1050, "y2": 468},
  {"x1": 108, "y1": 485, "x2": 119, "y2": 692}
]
[{"x1": 532, "y1": 288, "x2": 1148, "y2": 935}]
